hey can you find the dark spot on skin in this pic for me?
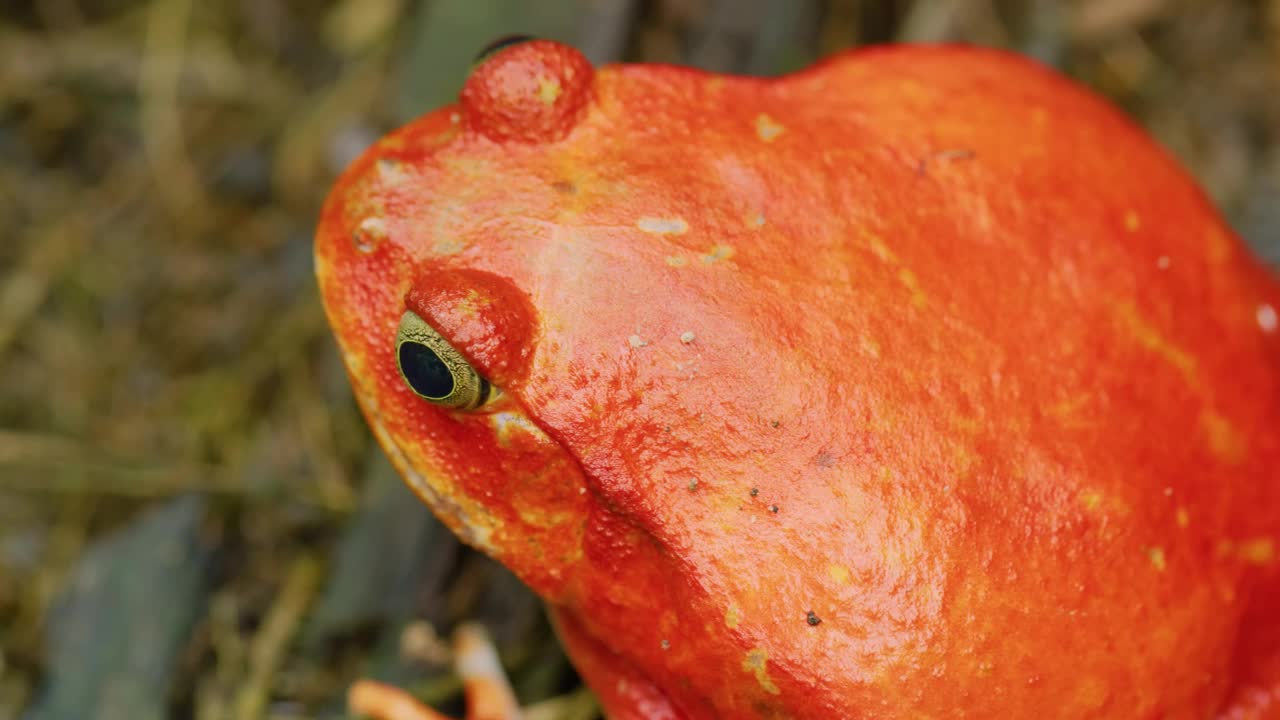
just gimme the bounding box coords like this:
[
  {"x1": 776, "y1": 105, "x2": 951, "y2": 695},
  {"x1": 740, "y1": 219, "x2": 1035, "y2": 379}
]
[
  {"x1": 750, "y1": 488, "x2": 759, "y2": 497},
  {"x1": 815, "y1": 451, "x2": 836, "y2": 468},
  {"x1": 551, "y1": 180, "x2": 577, "y2": 194},
  {"x1": 806, "y1": 611, "x2": 822, "y2": 626},
  {"x1": 769, "y1": 505, "x2": 779, "y2": 513},
  {"x1": 688, "y1": 479, "x2": 698, "y2": 491},
  {"x1": 770, "y1": 420, "x2": 780, "y2": 428},
  {"x1": 661, "y1": 639, "x2": 670, "y2": 650}
]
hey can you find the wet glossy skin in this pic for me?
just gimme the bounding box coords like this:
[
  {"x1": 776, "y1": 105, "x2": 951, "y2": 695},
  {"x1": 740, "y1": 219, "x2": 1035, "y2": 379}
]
[{"x1": 316, "y1": 41, "x2": 1280, "y2": 718}]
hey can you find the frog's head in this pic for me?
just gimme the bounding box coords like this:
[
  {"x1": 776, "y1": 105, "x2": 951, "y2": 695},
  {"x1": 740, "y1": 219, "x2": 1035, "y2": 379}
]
[
  {"x1": 316, "y1": 38, "x2": 807, "y2": 604},
  {"x1": 316, "y1": 40, "x2": 597, "y2": 594}
]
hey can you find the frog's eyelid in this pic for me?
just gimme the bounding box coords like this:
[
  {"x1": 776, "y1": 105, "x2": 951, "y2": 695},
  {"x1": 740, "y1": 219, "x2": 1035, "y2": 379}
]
[{"x1": 395, "y1": 311, "x2": 494, "y2": 410}]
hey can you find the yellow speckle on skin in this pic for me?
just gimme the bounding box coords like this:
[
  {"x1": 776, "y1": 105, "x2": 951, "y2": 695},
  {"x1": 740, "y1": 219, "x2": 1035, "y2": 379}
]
[
  {"x1": 864, "y1": 233, "x2": 926, "y2": 307},
  {"x1": 742, "y1": 648, "x2": 780, "y2": 695},
  {"x1": 702, "y1": 244, "x2": 735, "y2": 263},
  {"x1": 755, "y1": 113, "x2": 784, "y2": 142},
  {"x1": 725, "y1": 603, "x2": 741, "y2": 629},
  {"x1": 1047, "y1": 394, "x2": 1091, "y2": 427},
  {"x1": 433, "y1": 237, "x2": 465, "y2": 255},
  {"x1": 745, "y1": 211, "x2": 766, "y2": 228},
  {"x1": 828, "y1": 563, "x2": 852, "y2": 585},
  {"x1": 897, "y1": 268, "x2": 927, "y2": 308},
  {"x1": 376, "y1": 158, "x2": 409, "y2": 184},
  {"x1": 536, "y1": 76, "x2": 561, "y2": 105},
  {"x1": 680, "y1": 331, "x2": 696, "y2": 344},
  {"x1": 860, "y1": 336, "x2": 881, "y2": 359},
  {"x1": 1239, "y1": 538, "x2": 1276, "y2": 565},
  {"x1": 665, "y1": 255, "x2": 688, "y2": 267},
  {"x1": 1147, "y1": 546, "x2": 1167, "y2": 571},
  {"x1": 1176, "y1": 507, "x2": 1190, "y2": 528},
  {"x1": 1124, "y1": 211, "x2": 1141, "y2": 232},
  {"x1": 865, "y1": 234, "x2": 899, "y2": 264},
  {"x1": 638, "y1": 217, "x2": 689, "y2": 235},
  {"x1": 1114, "y1": 302, "x2": 1197, "y2": 385},
  {"x1": 1201, "y1": 411, "x2": 1247, "y2": 465},
  {"x1": 1078, "y1": 489, "x2": 1103, "y2": 512},
  {"x1": 455, "y1": 289, "x2": 493, "y2": 318},
  {"x1": 628, "y1": 334, "x2": 648, "y2": 348}
]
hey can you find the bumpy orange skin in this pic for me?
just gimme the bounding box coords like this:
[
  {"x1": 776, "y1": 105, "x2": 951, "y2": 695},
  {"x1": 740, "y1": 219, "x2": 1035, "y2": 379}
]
[{"x1": 316, "y1": 41, "x2": 1280, "y2": 718}]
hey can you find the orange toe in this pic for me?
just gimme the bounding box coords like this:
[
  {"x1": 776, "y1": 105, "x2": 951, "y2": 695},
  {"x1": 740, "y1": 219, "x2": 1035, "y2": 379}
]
[
  {"x1": 347, "y1": 623, "x2": 521, "y2": 720},
  {"x1": 349, "y1": 679, "x2": 457, "y2": 720}
]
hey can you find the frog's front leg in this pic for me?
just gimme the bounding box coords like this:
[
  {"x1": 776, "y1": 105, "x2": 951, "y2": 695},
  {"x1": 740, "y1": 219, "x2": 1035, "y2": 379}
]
[
  {"x1": 348, "y1": 623, "x2": 520, "y2": 720},
  {"x1": 1218, "y1": 572, "x2": 1280, "y2": 720}
]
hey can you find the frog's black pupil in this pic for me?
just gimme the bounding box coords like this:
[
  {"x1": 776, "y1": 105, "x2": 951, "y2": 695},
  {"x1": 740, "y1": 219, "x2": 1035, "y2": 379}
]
[
  {"x1": 399, "y1": 342, "x2": 454, "y2": 399},
  {"x1": 474, "y1": 34, "x2": 536, "y2": 63}
]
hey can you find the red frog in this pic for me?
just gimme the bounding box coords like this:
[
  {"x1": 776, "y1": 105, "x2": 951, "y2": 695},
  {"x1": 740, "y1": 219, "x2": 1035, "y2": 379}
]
[{"x1": 315, "y1": 38, "x2": 1280, "y2": 719}]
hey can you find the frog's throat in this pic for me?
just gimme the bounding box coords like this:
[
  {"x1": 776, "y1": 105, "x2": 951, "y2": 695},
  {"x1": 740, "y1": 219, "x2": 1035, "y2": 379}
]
[{"x1": 359, "y1": 392, "x2": 497, "y2": 552}]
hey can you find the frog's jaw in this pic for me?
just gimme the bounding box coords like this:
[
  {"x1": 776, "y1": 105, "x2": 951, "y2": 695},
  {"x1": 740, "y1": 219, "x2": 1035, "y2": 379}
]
[
  {"x1": 358, "y1": 392, "x2": 495, "y2": 552},
  {"x1": 340, "y1": 362, "x2": 594, "y2": 600}
]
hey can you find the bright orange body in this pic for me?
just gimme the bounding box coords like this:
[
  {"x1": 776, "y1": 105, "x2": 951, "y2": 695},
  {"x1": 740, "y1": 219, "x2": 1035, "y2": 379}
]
[{"x1": 315, "y1": 41, "x2": 1280, "y2": 718}]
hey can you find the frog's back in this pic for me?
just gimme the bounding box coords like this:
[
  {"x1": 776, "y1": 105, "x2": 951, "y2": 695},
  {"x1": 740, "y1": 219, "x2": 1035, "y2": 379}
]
[{"x1": 570, "y1": 44, "x2": 1280, "y2": 717}]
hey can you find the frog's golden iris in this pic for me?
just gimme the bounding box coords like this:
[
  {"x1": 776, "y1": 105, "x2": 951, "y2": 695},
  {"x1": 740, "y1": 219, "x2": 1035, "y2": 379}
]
[{"x1": 394, "y1": 310, "x2": 494, "y2": 410}]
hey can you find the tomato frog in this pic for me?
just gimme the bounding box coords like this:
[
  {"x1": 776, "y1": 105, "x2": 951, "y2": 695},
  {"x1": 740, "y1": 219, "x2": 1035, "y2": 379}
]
[{"x1": 315, "y1": 38, "x2": 1280, "y2": 719}]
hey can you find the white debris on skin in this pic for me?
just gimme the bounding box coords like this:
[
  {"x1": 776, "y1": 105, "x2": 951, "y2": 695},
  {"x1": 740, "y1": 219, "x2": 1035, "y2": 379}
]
[
  {"x1": 1258, "y1": 303, "x2": 1278, "y2": 334},
  {"x1": 637, "y1": 217, "x2": 689, "y2": 235},
  {"x1": 352, "y1": 216, "x2": 387, "y2": 253}
]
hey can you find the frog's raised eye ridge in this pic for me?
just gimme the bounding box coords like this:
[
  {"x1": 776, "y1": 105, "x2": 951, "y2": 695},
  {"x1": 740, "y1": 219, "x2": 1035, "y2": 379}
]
[
  {"x1": 459, "y1": 38, "x2": 594, "y2": 144},
  {"x1": 395, "y1": 310, "x2": 493, "y2": 410}
]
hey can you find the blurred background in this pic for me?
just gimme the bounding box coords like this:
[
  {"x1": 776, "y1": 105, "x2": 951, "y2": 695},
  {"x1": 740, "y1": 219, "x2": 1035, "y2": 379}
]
[{"x1": 1, "y1": 1, "x2": 1278, "y2": 718}]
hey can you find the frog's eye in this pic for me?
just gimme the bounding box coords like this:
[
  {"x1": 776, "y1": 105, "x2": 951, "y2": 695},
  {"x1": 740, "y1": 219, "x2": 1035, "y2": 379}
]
[{"x1": 395, "y1": 310, "x2": 494, "y2": 410}]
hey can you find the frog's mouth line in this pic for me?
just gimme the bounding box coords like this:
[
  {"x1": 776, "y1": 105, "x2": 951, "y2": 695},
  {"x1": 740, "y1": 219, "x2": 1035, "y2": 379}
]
[{"x1": 357, "y1": 389, "x2": 497, "y2": 552}]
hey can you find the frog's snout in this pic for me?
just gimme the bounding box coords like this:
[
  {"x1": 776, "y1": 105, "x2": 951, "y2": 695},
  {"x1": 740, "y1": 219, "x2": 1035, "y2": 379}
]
[{"x1": 459, "y1": 38, "x2": 594, "y2": 144}]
